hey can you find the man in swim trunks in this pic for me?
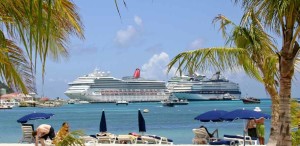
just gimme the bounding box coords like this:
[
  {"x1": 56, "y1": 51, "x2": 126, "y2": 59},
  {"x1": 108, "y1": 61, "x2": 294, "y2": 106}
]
[
  {"x1": 246, "y1": 119, "x2": 257, "y2": 138},
  {"x1": 32, "y1": 124, "x2": 55, "y2": 146}
]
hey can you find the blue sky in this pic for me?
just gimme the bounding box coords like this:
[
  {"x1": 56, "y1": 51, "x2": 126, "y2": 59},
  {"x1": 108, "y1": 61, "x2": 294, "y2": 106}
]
[{"x1": 35, "y1": 0, "x2": 300, "y2": 99}]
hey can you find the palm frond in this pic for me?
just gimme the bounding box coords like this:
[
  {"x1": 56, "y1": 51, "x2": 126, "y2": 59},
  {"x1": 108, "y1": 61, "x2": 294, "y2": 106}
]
[
  {"x1": 56, "y1": 130, "x2": 85, "y2": 146},
  {"x1": 212, "y1": 14, "x2": 236, "y2": 40},
  {"x1": 0, "y1": 38, "x2": 34, "y2": 93},
  {"x1": 168, "y1": 47, "x2": 263, "y2": 82},
  {"x1": 0, "y1": 0, "x2": 84, "y2": 93}
]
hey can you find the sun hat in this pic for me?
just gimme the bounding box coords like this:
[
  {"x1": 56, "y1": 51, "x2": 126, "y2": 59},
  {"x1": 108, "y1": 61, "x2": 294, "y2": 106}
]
[{"x1": 254, "y1": 107, "x2": 262, "y2": 112}]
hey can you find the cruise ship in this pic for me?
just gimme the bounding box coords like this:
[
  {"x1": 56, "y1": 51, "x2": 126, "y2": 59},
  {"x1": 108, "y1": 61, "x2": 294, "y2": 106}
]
[
  {"x1": 167, "y1": 71, "x2": 241, "y2": 101},
  {"x1": 64, "y1": 68, "x2": 168, "y2": 102}
]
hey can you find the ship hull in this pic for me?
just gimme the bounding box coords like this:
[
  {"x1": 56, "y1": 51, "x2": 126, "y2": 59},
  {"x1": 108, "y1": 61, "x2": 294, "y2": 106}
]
[
  {"x1": 173, "y1": 92, "x2": 241, "y2": 101},
  {"x1": 64, "y1": 68, "x2": 168, "y2": 102},
  {"x1": 66, "y1": 94, "x2": 168, "y2": 102}
]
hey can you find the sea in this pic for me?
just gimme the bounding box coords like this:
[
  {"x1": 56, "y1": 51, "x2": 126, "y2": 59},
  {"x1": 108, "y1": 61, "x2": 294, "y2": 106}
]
[{"x1": 0, "y1": 100, "x2": 272, "y2": 144}]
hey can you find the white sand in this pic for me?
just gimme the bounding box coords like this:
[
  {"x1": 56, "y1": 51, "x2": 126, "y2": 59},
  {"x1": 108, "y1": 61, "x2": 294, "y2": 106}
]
[{"x1": 0, "y1": 144, "x2": 266, "y2": 146}]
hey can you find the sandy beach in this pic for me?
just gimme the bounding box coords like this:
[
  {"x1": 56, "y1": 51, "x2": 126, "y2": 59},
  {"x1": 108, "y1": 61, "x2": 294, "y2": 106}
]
[{"x1": 0, "y1": 144, "x2": 267, "y2": 146}]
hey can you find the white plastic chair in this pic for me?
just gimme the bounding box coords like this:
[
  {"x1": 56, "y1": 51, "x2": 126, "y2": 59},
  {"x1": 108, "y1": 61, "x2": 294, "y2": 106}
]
[{"x1": 19, "y1": 124, "x2": 34, "y2": 143}]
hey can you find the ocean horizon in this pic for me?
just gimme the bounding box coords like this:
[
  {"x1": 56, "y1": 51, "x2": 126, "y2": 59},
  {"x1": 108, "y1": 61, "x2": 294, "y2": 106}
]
[{"x1": 0, "y1": 99, "x2": 272, "y2": 144}]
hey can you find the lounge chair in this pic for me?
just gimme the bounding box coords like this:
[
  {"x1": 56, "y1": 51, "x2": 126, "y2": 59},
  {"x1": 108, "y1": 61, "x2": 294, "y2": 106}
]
[
  {"x1": 147, "y1": 135, "x2": 173, "y2": 145},
  {"x1": 80, "y1": 135, "x2": 98, "y2": 146},
  {"x1": 223, "y1": 134, "x2": 258, "y2": 145},
  {"x1": 96, "y1": 133, "x2": 116, "y2": 144},
  {"x1": 116, "y1": 134, "x2": 137, "y2": 144},
  {"x1": 137, "y1": 135, "x2": 159, "y2": 144},
  {"x1": 19, "y1": 123, "x2": 34, "y2": 143},
  {"x1": 209, "y1": 139, "x2": 238, "y2": 146}
]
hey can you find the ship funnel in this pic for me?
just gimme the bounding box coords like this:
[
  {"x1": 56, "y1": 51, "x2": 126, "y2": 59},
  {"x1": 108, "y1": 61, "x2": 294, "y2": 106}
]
[{"x1": 133, "y1": 68, "x2": 140, "y2": 78}]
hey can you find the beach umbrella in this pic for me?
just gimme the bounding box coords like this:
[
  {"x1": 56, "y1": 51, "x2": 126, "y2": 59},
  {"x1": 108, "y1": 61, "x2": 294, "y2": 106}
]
[
  {"x1": 138, "y1": 110, "x2": 146, "y2": 133},
  {"x1": 194, "y1": 109, "x2": 228, "y2": 138},
  {"x1": 221, "y1": 108, "x2": 271, "y2": 146},
  {"x1": 221, "y1": 108, "x2": 271, "y2": 121},
  {"x1": 194, "y1": 109, "x2": 228, "y2": 122},
  {"x1": 17, "y1": 112, "x2": 54, "y2": 123},
  {"x1": 99, "y1": 110, "x2": 107, "y2": 132}
]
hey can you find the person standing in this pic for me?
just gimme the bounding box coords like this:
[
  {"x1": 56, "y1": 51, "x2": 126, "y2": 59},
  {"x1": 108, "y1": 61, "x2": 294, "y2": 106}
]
[
  {"x1": 32, "y1": 124, "x2": 55, "y2": 146},
  {"x1": 246, "y1": 119, "x2": 257, "y2": 138},
  {"x1": 254, "y1": 107, "x2": 265, "y2": 145}
]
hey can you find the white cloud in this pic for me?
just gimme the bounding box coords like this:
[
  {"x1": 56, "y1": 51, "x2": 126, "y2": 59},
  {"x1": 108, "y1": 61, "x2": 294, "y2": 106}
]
[
  {"x1": 188, "y1": 38, "x2": 203, "y2": 50},
  {"x1": 114, "y1": 16, "x2": 144, "y2": 48},
  {"x1": 114, "y1": 25, "x2": 138, "y2": 48},
  {"x1": 141, "y1": 52, "x2": 177, "y2": 80},
  {"x1": 134, "y1": 16, "x2": 143, "y2": 26}
]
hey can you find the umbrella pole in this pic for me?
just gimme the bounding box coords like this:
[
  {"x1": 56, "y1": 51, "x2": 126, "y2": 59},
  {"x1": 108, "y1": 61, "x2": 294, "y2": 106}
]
[
  {"x1": 243, "y1": 120, "x2": 246, "y2": 146},
  {"x1": 215, "y1": 123, "x2": 219, "y2": 139}
]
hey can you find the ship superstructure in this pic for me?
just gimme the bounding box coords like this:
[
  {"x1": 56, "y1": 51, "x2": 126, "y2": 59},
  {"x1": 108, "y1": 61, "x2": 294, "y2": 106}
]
[
  {"x1": 167, "y1": 72, "x2": 241, "y2": 101},
  {"x1": 65, "y1": 68, "x2": 168, "y2": 102}
]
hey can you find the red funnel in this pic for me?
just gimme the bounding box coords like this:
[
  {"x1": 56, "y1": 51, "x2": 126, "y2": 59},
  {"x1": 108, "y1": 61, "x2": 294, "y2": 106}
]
[{"x1": 133, "y1": 68, "x2": 140, "y2": 78}]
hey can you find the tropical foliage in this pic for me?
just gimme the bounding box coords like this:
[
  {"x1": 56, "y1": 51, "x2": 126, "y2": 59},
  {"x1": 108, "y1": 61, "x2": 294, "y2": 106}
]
[
  {"x1": 291, "y1": 100, "x2": 300, "y2": 146},
  {"x1": 234, "y1": 1, "x2": 300, "y2": 145},
  {"x1": 168, "y1": 1, "x2": 300, "y2": 145},
  {"x1": 167, "y1": 11, "x2": 281, "y2": 143},
  {"x1": 0, "y1": 0, "x2": 84, "y2": 93},
  {"x1": 55, "y1": 130, "x2": 85, "y2": 146}
]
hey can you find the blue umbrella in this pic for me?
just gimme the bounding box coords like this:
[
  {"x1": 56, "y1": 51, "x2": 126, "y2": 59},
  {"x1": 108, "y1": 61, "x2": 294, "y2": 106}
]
[
  {"x1": 138, "y1": 110, "x2": 146, "y2": 133},
  {"x1": 17, "y1": 112, "x2": 54, "y2": 123},
  {"x1": 100, "y1": 110, "x2": 107, "y2": 132},
  {"x1": 221, "y1": 109, "x2": 271, "y2": 121},
  {"x1": 194, "y1": 109, "x2": 228, "y2": 122},
  {"x1": 221, "y1": 108, "x2": 271, "y2": 146}
]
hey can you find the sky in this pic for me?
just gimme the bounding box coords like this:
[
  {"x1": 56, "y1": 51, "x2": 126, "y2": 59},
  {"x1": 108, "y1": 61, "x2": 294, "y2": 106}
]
[{"x1": 35, "y1": 0, "x2": 300, "y2": 99}]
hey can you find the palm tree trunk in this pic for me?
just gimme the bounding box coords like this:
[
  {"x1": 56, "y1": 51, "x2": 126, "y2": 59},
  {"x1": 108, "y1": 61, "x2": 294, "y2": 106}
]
[
  {"x1": 277, "y1": 29, "x2": 297, "y2": 145},
  {"x1": 277, "y1": 59, "x2": 293, "y2": 146},
  {"x1": 266, "y1": 86, "x2": 280, "y2": 146}
]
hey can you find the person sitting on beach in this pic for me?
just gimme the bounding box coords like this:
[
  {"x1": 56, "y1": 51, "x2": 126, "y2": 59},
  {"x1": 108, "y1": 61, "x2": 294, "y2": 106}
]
[
  {"x1": 192, "y1": 125, "x2": 216, "y2": 144},
  {"x1": 53, "y1": 122, "x2": 69, "y2": 144},
  {"x1": 32, "y1": 124, "x2": 55, "y2": 146}
]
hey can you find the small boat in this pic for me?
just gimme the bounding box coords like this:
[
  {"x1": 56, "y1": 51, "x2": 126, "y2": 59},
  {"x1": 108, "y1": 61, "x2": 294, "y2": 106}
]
[
  {"x1": 242, "y1": 97, "x2": 261, "y2": 104},
  {"x1": 209, "y1": 93, "x2": 238, "y2": 101},
  {"x1": 0, "y1": 104, "x2": 13, "y2": 109},
  {"x1": 161, "y1": 100, "x2": 175, "y2": 107},
  {"x1": 172, "y1": 99, "x2": 189, "y2": 105},
  {"x1": 116, "y1": 100, "x2": 128, "y2": 105},
  {"x1": 143, "y1": 109, "x2": 149, "y2": 113}
]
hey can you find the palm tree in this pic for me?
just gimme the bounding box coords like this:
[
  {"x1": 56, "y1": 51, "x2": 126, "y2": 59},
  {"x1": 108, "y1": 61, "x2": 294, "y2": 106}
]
[
  {"x1": 167, "y1": 11, "x2": 281, "y2": 145},
  {"x1": 290, "y1": 99, "x2": 300, "y2": 146},
  {"x1": 0, "y1": 0, "x2": 84, "y2": 93},
  {"x1": 234, "y1": 1, "x2": 300, "y2": 145}
]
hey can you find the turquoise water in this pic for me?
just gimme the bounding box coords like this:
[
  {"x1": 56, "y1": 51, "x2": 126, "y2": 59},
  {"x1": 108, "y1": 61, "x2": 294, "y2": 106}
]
[{"x1": 0, "y1": 100, "x2": 271, "y2": 144}]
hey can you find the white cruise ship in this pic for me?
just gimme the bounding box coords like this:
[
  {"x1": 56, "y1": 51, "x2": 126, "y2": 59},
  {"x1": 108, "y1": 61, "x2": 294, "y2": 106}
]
[
  {"x1": 167, "y1": 71, "x2": 241, "y2": 101},
  {"x1": 64, "y1": 68, "x2": 168, "y2": 102}
]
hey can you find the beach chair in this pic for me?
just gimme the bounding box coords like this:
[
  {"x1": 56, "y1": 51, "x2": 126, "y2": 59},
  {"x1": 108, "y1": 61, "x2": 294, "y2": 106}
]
[
  {"x1": 147, "y1": 135, "x2": 173, "y2": 145},
  {"x1": 19, "y1": 123, "x2": 35, "y2": 143},
  {"x1": 116, "y1": 134, "x2": 137, "y2": 144},
  {"x1": 80, "y1": 135, "x2": 98, "y2": 146},
  {"x1": 209, "y1": 139, "x2": 238, "y2": 146},
  {"x1": 137, "y1": 135, "x2": 159, "y2": 144},
  {"x1": 96, "y1": 133, "x2": 116, "y2": 144},
  {"x1": 223, "y1": 134, "x2": 258, "y2": 145}
]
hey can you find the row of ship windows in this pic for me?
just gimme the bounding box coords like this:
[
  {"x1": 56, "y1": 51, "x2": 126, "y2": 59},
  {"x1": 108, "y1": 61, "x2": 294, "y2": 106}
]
[
  {"x1": 97, "y1": 92, "x2": 161, "y2": 96},
  {"x1": 95, "y1": 89, "x2": 164, "y2": 92}
]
